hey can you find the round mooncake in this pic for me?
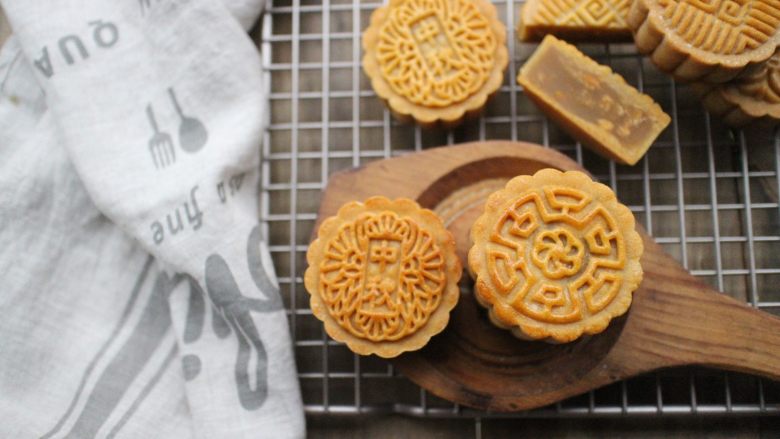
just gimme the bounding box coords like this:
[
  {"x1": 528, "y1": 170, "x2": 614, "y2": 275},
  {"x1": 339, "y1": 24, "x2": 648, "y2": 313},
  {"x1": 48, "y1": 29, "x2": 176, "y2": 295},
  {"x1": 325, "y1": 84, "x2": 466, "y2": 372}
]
[
  {"x1": 469, "y1": 169, "x2": 643, "y2": 343},
  {"x1": 628, "y1": 0, "x2": 780, "y2": 82},
  {"x1": 694, "y1": 50, "x2": 780, "y2": 127},
  {"x1": 362, "y1": 0, "x2": 508, "y2": 127},
  {"x1": 305, "y1": 196, "x2": 461, "y2": 358}
]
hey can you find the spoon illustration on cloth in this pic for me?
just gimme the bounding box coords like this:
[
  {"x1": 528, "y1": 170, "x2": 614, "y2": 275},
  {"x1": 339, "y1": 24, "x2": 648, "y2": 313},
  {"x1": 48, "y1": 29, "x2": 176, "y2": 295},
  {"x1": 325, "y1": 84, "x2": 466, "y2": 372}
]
[{"x1": 168, "y1": 87, "x2": 208, "y2": 153}]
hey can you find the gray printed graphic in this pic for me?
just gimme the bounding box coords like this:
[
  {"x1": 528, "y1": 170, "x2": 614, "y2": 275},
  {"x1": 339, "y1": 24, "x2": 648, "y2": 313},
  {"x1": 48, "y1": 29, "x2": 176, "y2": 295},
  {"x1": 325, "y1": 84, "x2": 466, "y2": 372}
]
[
  {"x1": 200, "y1": 225, "x2": 283, "y2": 409},
  {"x1": 146, "y1": 104, "x2": 175, "y2": 169},
  {"x1": 44, "y1": 226, "x2": 283, "y2": 438},
  {"x1": 168, "y1": 87, "x2": 208, "y2": 153},
  {"x1": 138, "y1": 0, "x2": 160, "y2": 16},
  {"x1": 178, "y1": 225, "x2": 282, "y2": 408},
  {"x1": 33, "y1": 21, "x2": 119, "y2": 79},
  {"x1": 182, "y1": 279, "x2": 205, "y2": 381},
  {"x1": 150, "y1": 185, "x2": 203, "y2": 244},
  {"x1": 245, "y1": 227, "x2": 281, "y2": 306},
  {"x1": 34, "y1": 47, "x2": 54, "y2": 78},
  {"x1": 89, "y1": 21, "x2": 120, "y2": 48},
  {"x1": 105, "y1": 345, "x2": 177, "y2": 439},
  {"x1": 58, "y1": 36, "x2": 89, "y2": 65},
  {"x1": 181, "y1": 353, "x2": 201, "y2": 381},
  {"x1": 63, "y1": 271, "x2": 175, "y2": 439},
  {"x1": 41, "y1": 257, "x2": 153, "y2": 439},
  {"x1": 211, "y1": 299, "x2": 231, "y2": 338},
  {"x1": 42, "y1": 260, "x2": 197, "y2": 439},
  {"x1": 217, "y1": 173, "x2": 246, "y2": 203},
  {"x1": 183, "y1": 280, "x2": 205, "y2": 344}
]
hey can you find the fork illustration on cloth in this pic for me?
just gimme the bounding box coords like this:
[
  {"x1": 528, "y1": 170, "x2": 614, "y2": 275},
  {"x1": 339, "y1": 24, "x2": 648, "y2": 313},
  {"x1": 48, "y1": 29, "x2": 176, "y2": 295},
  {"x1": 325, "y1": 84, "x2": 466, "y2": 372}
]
[{"x1": 146, "y1": 104, "x2": 175, "y2": 169}]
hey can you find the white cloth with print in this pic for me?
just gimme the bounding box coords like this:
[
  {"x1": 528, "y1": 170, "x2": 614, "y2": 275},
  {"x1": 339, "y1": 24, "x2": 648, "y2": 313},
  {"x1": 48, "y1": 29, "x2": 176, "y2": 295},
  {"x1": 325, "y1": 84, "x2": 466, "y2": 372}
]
[{"x1": 0, "y1": 0, "x2": 304, "y2": 437}]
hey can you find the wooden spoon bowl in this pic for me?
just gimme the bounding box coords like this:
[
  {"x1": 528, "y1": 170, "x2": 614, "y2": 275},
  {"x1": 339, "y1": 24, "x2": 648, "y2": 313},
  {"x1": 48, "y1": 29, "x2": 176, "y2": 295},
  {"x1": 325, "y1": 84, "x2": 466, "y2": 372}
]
[{"x1": 314, "y1": 141, "x2": 780, "y2": 412}]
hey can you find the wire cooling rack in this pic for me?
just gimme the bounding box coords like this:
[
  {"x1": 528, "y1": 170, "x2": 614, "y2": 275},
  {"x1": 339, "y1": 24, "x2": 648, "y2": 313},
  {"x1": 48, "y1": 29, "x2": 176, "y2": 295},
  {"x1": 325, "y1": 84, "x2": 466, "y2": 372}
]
[{"x1": 258, "y1": 0, "x2": 780, "y2": 420}]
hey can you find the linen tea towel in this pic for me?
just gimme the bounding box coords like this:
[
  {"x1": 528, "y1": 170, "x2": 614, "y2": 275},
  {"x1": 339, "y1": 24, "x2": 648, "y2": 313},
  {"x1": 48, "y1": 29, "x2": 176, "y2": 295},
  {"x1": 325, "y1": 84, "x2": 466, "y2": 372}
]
[{"x1": 0, "y1": 0, "x2": 304, "y2": 437}]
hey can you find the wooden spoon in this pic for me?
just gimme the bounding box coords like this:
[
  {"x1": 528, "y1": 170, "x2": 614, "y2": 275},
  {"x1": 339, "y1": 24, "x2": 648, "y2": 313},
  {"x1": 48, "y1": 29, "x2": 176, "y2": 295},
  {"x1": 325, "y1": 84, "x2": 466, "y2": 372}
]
[{"x1": 313, "y1": 140, "x2": 780, "y2": 412}]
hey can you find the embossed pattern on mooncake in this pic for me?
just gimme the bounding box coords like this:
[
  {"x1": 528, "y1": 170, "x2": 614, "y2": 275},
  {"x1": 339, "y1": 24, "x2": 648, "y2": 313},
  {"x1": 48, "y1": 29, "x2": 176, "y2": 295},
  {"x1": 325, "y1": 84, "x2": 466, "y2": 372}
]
[
  {"x1": 362, "y1": 0, "x2": 508, "y2": 126},
  {"x1": 319, "y1": 212, "x2": 445, "y2": 341},
  {"x1": 469, "y1": 170, "x2": 643, "y2": 343},
  {"x1": 519, "y1": 0, "x2": 633, "y2": 42},
  {"x1": 657, "y1": 0, "x2": 779, "y2": 55},
  {"x1": 628, "y1": 0, "x2": 780, "y2": 82},
  {"x1": 305, "y1": 197, "x2": 461, "y2": 358},
  {"x1": 376, "y1": 0, "x2": 496, "y2": 107}
]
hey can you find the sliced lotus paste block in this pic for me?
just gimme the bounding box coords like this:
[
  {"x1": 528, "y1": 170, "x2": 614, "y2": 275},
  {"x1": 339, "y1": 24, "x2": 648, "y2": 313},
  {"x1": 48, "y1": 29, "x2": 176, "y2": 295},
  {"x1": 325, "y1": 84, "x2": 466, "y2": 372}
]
[
  {"x1": 517, "y1": 35, "x2": 670, "y2": 166},
  {"x1": 468, "y1": 169, "x2": 644, "y2": 343},
  {"x1": 692, "y1": 50, "x2": 780, "y2": 127},
  {"x1": 362, "y1": 0, "x2": 509, "y2": 127},
  {"x1": 305, "y1": 196, "x2": 461, "y2": 358},
  {"x1": 519, "y1": 0, "x2": 633, "y2": 42},
  {"x1": 628, "y1": 0, "x2": 780, "y2": 83}
]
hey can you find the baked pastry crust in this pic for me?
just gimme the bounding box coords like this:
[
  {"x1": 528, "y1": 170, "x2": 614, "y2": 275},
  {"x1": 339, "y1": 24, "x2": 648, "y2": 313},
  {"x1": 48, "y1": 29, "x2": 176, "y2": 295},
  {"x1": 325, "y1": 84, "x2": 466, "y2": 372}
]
[
  {"x1": 468, "y1": 169, "x2": 643, "y2": 343},
  {"x1": 628, "y1": 0, "x2": 780, "y2": 83},
  {"x1": 362, "y1": 0, "x2": 509, "y2": 127},
  {"x1": 519, "y1": 0, "x2": 633, "y2": 42},
  {"x1": 693, "y1": 50, "x2": 780, "y2": 127},
  {"x1": 305, "y1": 196, "x2": 461, "y2": 358}
]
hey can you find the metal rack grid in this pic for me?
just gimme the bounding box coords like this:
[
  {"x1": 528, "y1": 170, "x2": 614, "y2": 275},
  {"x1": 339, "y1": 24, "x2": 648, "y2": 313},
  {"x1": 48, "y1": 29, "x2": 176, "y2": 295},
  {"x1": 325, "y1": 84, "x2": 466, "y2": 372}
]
[{"x1": 258, "y1": 0, "x2": 780, "y2": 420}]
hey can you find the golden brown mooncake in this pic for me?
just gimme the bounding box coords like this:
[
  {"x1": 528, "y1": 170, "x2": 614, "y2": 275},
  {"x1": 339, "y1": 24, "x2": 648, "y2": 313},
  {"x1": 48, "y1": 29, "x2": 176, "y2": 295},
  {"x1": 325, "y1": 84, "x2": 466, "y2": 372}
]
[
  {"x1": 362, "y1": 0, "x2": 509, "y2": 127},
  {"x1": 468, "y1": 169, "x2": 643, "y2": 343},
  {"x1": 517, "y1": 35, "x2": 670, "y2": 166},
  {"x1": 305, "y1": 196, "x2": 461, "y2": 358},
  {"x1": 628, "y1": 0, "x2": 780, "y2": 83},
  {"x1": 519, "y1": 0, "x2": 633, "y2": 42},
  {"x1": 693, "y1": 49, "x2": 780, "y2": 127}
]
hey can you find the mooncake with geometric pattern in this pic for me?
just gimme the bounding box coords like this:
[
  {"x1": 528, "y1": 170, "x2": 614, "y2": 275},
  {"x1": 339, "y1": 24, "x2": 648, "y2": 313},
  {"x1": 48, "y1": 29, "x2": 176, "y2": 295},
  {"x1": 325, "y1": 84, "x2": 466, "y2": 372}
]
[{"x1": 469, "y1": 169, "x2": 644, "y2": 343}]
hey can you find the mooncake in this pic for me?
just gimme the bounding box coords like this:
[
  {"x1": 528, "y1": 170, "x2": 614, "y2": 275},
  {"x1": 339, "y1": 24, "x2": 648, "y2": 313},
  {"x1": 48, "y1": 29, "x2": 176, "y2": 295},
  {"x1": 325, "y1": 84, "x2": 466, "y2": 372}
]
[
  {"x1": 519, "y1": 0, "x2": 633, "y2": 42},
  {"x1": 305, "y1": 196, "x2": 461, "y2": 358},
  {"x1": 362, "y1": 0, "x2": 509, "y2": 127},
  {"x1": 517, "y1": 35, "x2": 670, "y2": 166},
  {"x1": 693, "y1": 49, "x2": 780, "y2": 127},
  {"x1": 628, "y1": 0, "x2": 780, "y2": 83},
  {"x1": 468, "y1": 169, "x2": 643, "y2": 343}
]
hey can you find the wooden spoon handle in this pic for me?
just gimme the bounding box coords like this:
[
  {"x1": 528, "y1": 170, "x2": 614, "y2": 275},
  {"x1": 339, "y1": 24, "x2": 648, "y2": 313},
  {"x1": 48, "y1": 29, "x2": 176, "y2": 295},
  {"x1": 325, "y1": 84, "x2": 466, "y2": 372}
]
[{"x1": 615, "y1": 237, "x2": 780, "y2": 381}]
